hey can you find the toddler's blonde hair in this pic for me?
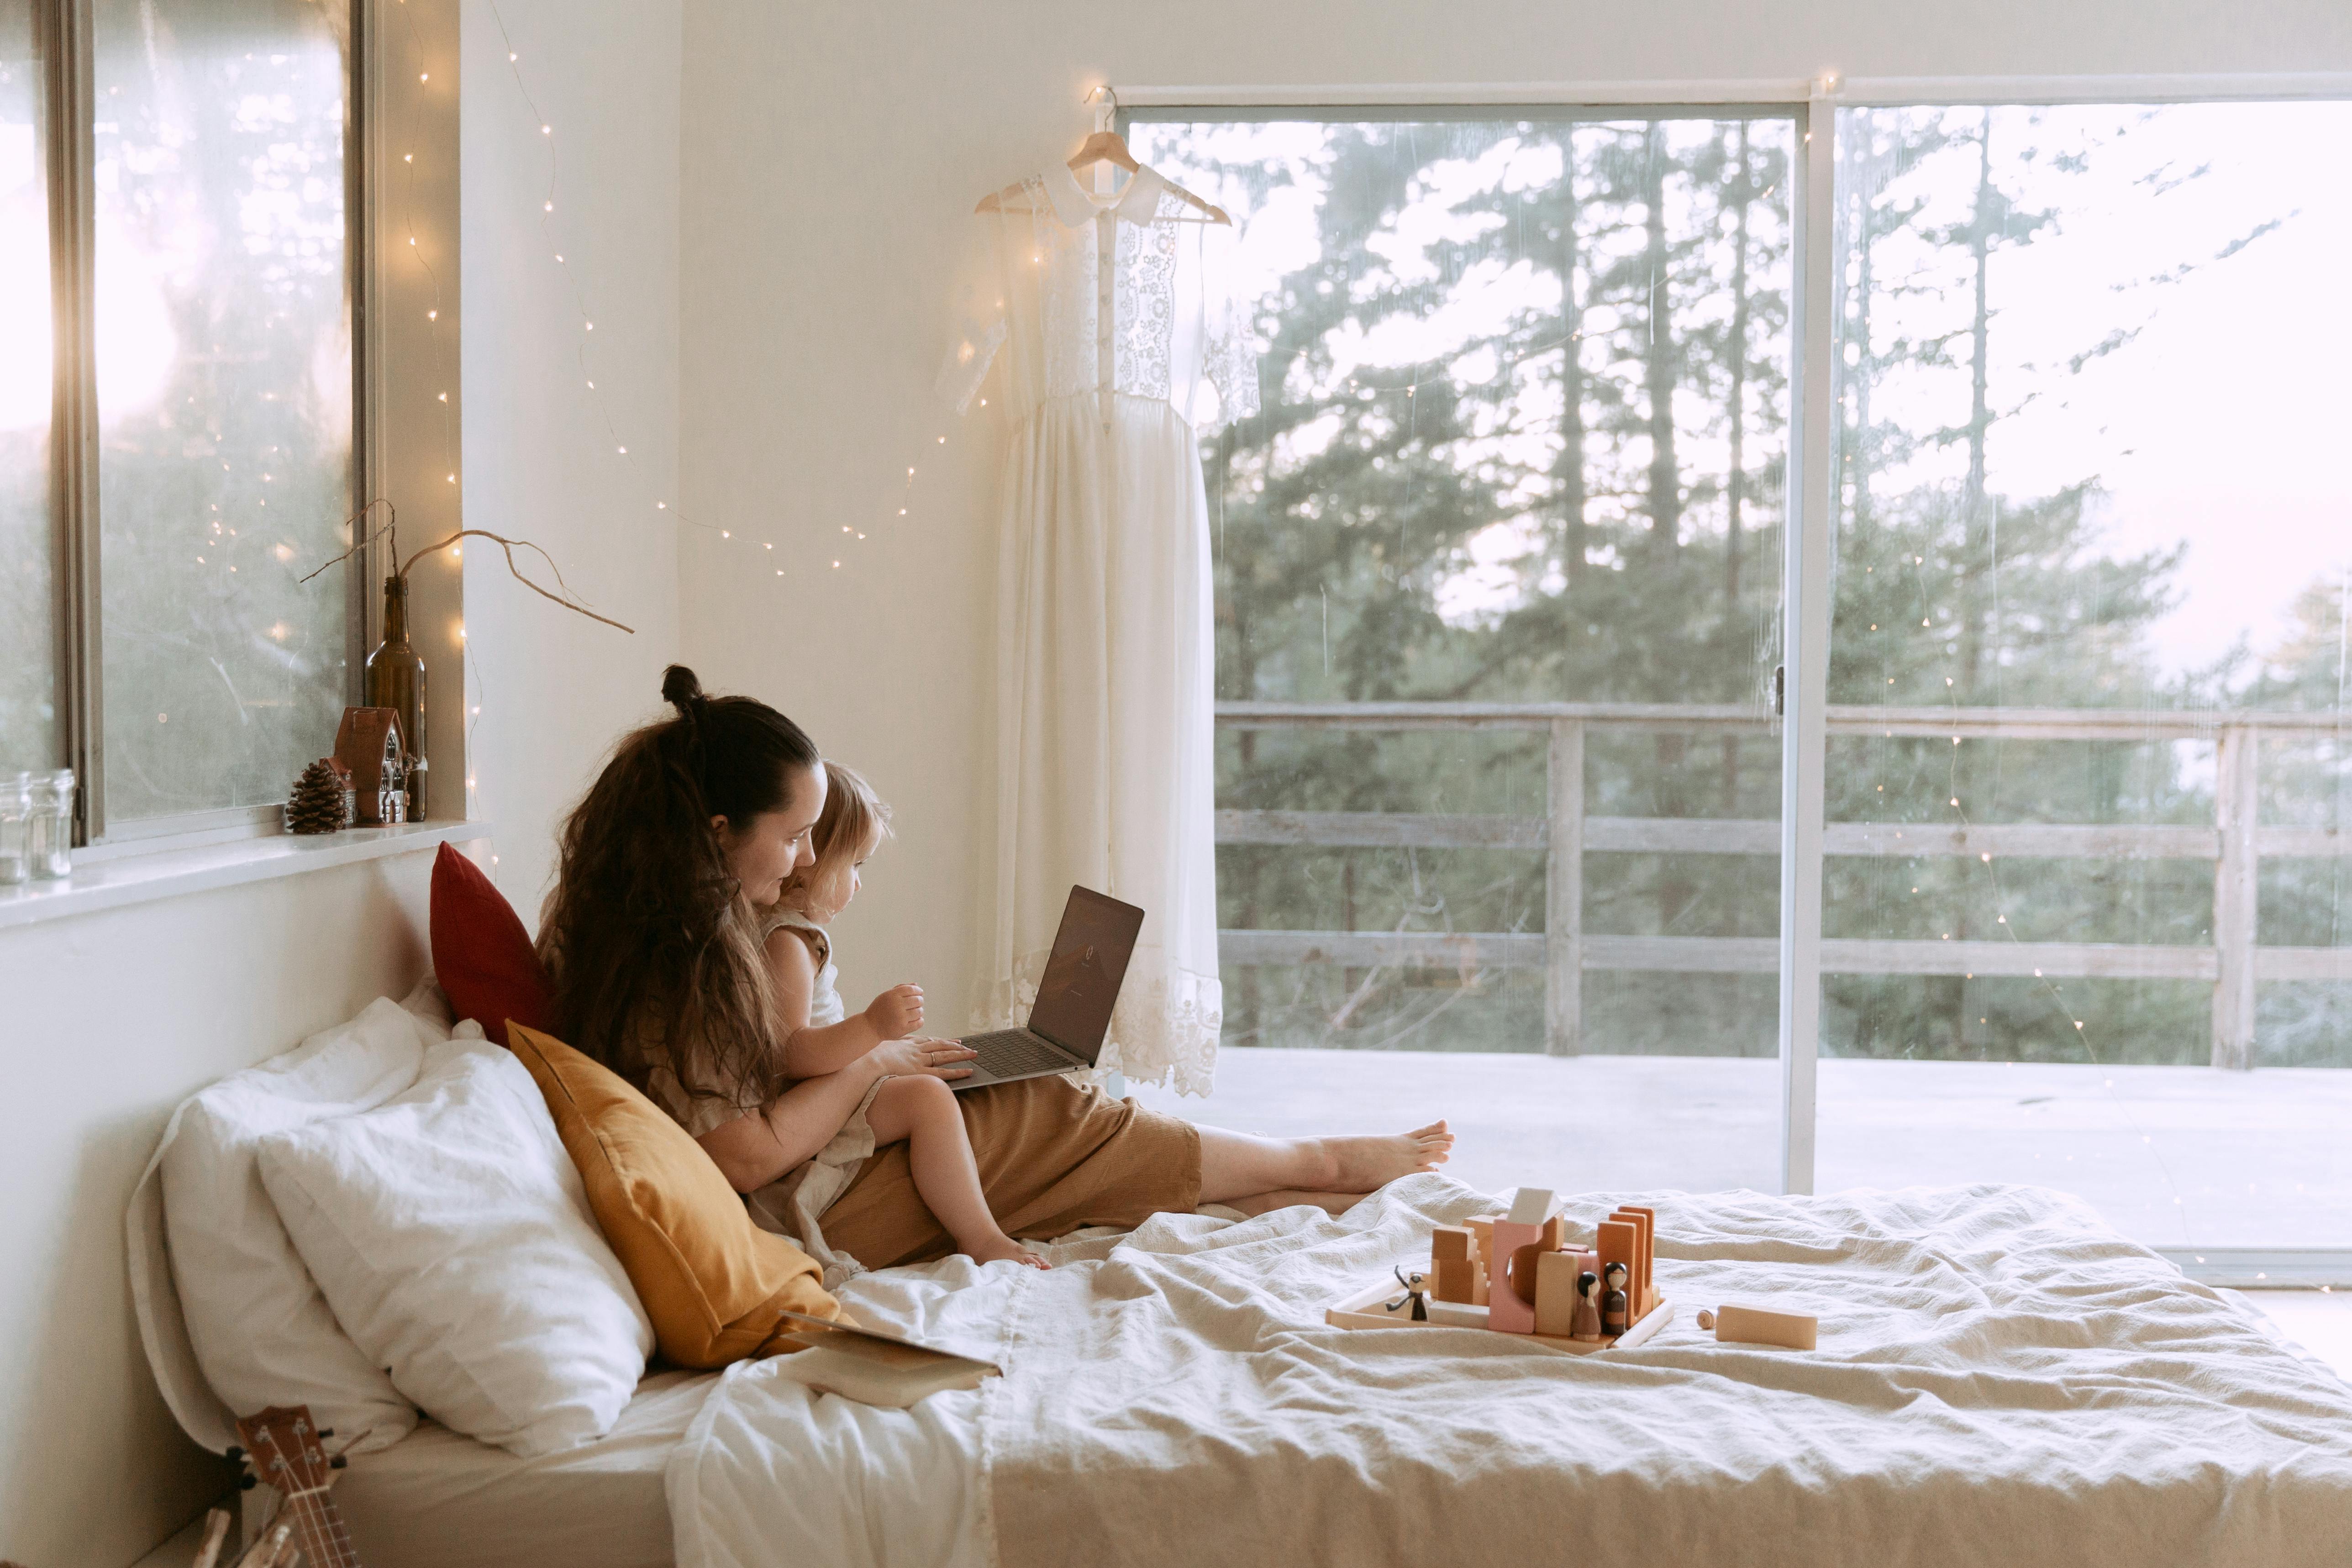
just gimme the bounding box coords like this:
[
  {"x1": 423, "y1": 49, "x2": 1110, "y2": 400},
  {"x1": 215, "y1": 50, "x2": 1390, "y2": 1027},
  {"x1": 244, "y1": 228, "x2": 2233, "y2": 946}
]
[{"x1": 782, "y1": 760, "x2": 891, "y2": 907}]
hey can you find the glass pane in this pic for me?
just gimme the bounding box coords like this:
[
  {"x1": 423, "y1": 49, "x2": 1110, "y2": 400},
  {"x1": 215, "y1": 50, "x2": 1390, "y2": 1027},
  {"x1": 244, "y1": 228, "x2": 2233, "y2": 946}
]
[
  {"x1": 1824, "y1": 103, "x2": 2352, "y2": 1251},
  {"x1": 93, "y1": 0, "x2": 352, "y2": 826},
  {"x1": 0, "y1": 0, "x2": 59, "y2": 773},
  {"x1": 1129, "y1": 116, "x2": 1794, "y2": 1196}
]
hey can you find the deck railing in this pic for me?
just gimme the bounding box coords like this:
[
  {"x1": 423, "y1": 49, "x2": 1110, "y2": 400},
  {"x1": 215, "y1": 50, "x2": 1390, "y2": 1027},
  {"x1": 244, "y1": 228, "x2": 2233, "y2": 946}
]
[{"x1": 1214, "y1": 702, "x2": 2352, "y2": 1068}]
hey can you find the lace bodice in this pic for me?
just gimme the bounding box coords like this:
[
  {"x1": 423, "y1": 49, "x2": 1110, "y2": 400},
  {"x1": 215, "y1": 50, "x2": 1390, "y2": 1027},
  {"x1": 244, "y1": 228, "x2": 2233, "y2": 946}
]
[{"x1": 939, "y1": 163, "x2": 1260, "y2": 432}]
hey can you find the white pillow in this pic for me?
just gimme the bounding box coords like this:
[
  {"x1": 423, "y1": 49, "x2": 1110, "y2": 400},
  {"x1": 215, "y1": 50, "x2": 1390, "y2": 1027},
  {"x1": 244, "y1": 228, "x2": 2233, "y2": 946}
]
[
  {"x1": 157, "y1": 991, "x2": 443, "y2": 1454},
  {"x1": 257, "y1": 1035, "x2": 654, "y2": 1458}
]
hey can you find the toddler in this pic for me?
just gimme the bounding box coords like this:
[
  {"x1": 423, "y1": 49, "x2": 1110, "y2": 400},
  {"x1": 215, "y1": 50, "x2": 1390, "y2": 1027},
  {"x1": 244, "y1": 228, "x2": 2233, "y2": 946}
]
[{"x1": 753, "y1": 761, "x2": 1047, "y2": 1270}]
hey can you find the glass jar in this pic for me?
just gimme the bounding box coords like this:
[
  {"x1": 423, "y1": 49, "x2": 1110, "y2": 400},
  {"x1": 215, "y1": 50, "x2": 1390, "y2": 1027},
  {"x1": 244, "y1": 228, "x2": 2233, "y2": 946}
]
[
  {"x1": 0, "y1": 773, "x2": 30, "y2": 885},
  {"x1": 28, "y1": 768, "x2": 76, "y2": 880}
]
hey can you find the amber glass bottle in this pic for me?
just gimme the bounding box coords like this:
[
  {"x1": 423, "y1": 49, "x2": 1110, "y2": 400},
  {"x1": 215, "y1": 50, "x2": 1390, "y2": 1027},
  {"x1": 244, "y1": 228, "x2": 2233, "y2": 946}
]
[{"x1": 365, "y1": 575, "x2": 427, "y2": 820}]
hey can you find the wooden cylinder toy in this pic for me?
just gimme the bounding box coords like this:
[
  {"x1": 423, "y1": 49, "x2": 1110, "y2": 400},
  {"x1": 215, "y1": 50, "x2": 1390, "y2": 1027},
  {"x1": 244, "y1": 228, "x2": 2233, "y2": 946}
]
[{"x1": 1705, "y1": 1304, "x2": 1817, "y2": 1350}]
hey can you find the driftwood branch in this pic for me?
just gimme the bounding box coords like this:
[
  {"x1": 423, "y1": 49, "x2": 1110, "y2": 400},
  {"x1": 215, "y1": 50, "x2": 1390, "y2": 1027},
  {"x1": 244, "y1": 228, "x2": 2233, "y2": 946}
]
[
  {"x1": 298, "y1": 497, "x2": 635, "y2": 635},
  {"x1": 298, "y1": 497, "x2": 399, "y2": 585},
  {"x1": 401, "y1": 528, "x2": 636, "y2": 634}
]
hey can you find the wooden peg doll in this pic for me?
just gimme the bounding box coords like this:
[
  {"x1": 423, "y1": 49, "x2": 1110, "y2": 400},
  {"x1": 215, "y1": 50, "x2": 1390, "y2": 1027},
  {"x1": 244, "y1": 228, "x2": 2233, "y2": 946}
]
[
  {"x1": 1602, "y1": 1260, "x2": 1630, "y2": 1337},
  {"x1": 1571, "y1": 1270, "x2": 1603, "y2": 1342},
  {"x1": 1387, "y1": 1266, "x2": 1431, "y2": 1322}
]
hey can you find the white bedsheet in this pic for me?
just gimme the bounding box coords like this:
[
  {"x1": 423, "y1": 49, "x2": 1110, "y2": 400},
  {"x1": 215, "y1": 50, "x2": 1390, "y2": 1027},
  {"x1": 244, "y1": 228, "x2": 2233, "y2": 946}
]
[
  {"x1": 670, "y1": 1259, "x2": 1011, "y2": 1568},
  {"x1": 672, "y1": 1179, "x2": 2352, "y2": 1568}
]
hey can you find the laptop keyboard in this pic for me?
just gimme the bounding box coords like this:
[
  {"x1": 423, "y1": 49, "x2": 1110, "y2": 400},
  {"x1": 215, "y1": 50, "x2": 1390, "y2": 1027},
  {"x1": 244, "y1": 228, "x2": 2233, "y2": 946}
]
[{"x1": 963, "y1": 1029, "x2": 1076, "y2": 1079}]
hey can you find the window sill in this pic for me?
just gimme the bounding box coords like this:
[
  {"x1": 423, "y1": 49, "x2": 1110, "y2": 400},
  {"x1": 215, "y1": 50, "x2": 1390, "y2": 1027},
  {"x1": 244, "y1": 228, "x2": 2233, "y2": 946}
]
[{"x1": 0, "y1": 820, "x2": 489, "y2": 931}]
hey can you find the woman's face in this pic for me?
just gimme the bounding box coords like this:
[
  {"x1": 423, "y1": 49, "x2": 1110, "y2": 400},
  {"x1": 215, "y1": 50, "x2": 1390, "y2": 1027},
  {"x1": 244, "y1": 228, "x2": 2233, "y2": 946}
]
[{"x1": 716, "y1": 762, "x2": 826, "y2": 910}]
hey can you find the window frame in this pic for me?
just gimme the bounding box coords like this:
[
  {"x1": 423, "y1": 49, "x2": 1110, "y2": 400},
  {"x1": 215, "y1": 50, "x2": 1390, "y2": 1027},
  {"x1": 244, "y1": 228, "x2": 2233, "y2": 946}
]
[
  {"x1": 1121, "y1": 70, "x2": 2352, "y2": 1228},
  {"x1": 35, "y1": 0, "x2": 374, "y2": 851}
]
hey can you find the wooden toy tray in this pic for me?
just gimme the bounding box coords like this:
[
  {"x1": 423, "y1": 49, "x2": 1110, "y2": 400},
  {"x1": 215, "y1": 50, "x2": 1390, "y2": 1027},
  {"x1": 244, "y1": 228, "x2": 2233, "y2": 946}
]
[{"x1": 1325, "y1": 1272, "x2": 1673, "y2": 1354}]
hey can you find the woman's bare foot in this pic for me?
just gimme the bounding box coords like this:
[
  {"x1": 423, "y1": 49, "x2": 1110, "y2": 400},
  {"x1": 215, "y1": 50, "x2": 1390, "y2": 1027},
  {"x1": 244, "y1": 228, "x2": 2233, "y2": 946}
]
[
  {"x1": 1317, "y1": 1121, "x2": 1453, "y2": 1192},
  {"x1": 965, "y1": 1233, "x2": 1051, "y2": 1269}
]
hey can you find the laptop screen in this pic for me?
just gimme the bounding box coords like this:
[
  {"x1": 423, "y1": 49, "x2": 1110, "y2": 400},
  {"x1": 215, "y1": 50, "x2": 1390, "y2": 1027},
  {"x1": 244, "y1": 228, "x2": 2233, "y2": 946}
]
[{"x1": 1026, "y1": 887, "x2": 1145, "y2": 1062}]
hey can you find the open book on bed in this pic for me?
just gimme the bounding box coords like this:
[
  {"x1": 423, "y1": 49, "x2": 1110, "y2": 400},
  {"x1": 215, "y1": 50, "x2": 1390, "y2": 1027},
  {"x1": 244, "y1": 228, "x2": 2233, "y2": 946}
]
[{"x1": 773, "y1": 1310, "x2": 1004, "y2": 1409}]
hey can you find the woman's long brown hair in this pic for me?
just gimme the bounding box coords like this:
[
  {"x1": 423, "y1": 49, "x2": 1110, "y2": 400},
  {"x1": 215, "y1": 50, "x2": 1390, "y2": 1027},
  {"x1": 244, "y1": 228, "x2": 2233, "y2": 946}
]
[{"x1": 537, "y1": 664, "x2": 820, "y2": 1113}]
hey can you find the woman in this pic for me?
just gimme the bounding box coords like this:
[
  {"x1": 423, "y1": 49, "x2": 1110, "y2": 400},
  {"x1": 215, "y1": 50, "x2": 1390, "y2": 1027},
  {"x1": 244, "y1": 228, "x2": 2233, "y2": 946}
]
[{"x1": 538, "y1": 666, "x2": 1453, "y2": 1271}]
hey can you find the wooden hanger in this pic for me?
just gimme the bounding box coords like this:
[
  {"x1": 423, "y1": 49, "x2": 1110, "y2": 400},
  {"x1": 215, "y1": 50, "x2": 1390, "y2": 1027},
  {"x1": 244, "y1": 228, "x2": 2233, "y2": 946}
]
[{"x1": 975, "y1": 88, "x2": 1231, "y2": 225}]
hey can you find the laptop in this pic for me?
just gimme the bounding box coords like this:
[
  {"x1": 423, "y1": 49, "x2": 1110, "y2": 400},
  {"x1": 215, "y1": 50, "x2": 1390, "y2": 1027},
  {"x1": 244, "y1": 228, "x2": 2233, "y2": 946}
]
[{"x1": 953, "y1": 886, "x2": 1144, "y2": 1091}]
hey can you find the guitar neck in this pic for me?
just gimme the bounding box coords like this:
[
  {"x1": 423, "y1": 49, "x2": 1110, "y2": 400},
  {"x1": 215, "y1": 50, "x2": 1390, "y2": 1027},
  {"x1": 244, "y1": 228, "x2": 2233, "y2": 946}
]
[{"x1": 277, "y1": 1482, "x2": 362, "y2": 1568}]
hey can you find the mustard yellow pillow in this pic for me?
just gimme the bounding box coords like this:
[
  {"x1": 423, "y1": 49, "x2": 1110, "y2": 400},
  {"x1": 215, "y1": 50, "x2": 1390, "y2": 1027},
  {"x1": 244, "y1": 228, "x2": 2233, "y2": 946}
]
[{"x1": 507, "y1": 1023, "x2": 844, "y2": 1367}]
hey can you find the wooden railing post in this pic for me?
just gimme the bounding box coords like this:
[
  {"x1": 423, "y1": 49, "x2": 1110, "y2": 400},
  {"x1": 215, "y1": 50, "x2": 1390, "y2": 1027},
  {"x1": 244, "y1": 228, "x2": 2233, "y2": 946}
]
[
  {"x1": 2212, "y1": 724, "x2": 2258, "y2": 1070},
  {"x1": 1546, "y1": 718, "x2": 1585, "y2": 1057}
]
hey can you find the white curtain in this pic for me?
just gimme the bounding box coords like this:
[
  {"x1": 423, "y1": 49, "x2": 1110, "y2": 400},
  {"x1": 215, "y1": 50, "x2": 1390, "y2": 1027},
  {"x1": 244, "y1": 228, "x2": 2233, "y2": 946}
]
[{"x1": 941, "y1": 164, "x2": 1257, "y2": 1095}]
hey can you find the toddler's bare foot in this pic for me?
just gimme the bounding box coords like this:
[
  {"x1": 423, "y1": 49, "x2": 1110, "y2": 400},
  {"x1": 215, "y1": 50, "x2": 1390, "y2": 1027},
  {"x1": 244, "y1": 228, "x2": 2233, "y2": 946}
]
[
  {"x1": 1320, "y1": 1121, "x2": 1453, "y2": 1192},
  {"x1": 966, "y1": 1233, "x2": 1050, "y2": 1269}
]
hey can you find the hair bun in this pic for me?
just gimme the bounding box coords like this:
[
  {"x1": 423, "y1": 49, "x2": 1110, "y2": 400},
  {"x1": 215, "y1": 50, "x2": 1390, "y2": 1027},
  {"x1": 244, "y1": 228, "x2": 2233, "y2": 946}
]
[{"x1": 661, "y1": 664, "x2": 705, "y2": 714}]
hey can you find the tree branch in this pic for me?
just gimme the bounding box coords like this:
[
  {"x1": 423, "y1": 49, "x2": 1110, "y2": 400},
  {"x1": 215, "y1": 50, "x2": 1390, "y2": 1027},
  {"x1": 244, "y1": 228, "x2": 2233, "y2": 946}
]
[{"x1": 400, "y1": 529, "x2": 636, "y2": 634}]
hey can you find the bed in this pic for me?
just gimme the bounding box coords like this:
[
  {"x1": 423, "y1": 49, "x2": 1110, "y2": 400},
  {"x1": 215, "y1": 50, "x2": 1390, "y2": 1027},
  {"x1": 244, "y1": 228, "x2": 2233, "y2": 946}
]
[{"x1": 141, "y1": 1175, "x2": 2352, "y2": 1568}]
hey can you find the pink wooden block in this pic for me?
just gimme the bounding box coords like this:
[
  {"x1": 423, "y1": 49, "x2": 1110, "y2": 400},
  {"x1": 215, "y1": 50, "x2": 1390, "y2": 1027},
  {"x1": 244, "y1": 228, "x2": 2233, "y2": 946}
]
[{"x1": 1486, "y1": 1220, "x2": 1540, "y2": 1332}]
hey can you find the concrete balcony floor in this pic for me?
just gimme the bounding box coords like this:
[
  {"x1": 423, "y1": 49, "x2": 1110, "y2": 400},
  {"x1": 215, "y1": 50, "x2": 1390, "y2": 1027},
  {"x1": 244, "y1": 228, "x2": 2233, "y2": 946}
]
[{"x1": 1131, "y1": 1049, "x2": 2352, "y2": 1253}]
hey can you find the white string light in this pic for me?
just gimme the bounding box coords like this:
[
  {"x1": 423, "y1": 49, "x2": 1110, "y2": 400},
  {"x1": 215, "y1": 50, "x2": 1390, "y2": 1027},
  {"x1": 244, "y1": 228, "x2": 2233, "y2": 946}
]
[{"x1": 490, "y1": 0, "x2": 958, "y2": 586}]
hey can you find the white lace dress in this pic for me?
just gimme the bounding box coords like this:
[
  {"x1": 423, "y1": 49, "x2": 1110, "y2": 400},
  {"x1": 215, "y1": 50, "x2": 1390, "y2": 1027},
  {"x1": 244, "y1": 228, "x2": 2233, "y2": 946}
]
[{"x1": 939, "y1": 161, "x2": 1258, "y2": 1097}]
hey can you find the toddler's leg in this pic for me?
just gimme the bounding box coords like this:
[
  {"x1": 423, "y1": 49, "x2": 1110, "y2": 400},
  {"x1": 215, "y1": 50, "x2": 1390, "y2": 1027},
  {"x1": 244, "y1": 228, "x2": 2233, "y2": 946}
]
[{"x1": 866, "y1": 1076, "x2": 1049, "y2": 1269}]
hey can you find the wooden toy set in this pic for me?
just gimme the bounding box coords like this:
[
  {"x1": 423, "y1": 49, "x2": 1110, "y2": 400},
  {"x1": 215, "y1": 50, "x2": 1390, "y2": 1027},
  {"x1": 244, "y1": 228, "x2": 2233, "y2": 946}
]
[{"x1": 1326, "y1": 1188, "x2": 1673, "y2": 1354}]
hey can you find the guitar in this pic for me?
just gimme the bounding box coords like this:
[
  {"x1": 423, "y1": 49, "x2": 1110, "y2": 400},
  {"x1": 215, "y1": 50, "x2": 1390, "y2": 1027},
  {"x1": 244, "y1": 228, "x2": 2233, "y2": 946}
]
[{"x1": 230, "y1": 1405, "x2": 363, "y2": 1568}]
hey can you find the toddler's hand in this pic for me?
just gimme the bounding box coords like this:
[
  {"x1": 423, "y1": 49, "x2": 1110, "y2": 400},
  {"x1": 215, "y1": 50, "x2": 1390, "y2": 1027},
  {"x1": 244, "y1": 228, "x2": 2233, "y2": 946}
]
[
  {"x1": 870, "y1": 1037, "x2": 976, "y2": 1081},
  {"x1": 865, "y1": 983, "x2": 925, "y2": 1038}
]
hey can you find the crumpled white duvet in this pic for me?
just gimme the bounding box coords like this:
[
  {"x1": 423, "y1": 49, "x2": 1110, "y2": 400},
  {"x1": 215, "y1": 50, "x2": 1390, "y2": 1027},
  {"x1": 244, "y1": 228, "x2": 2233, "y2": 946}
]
[{"x1": 669, "y1": 1179, "x2": 2352, "y2": 1568}]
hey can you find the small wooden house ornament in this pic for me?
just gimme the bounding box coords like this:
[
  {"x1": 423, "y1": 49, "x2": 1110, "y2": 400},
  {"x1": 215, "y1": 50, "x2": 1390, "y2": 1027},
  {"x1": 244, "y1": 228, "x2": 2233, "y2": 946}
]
[{"x1": 335, "y1": 706, "x2": 409, "y2": 825}]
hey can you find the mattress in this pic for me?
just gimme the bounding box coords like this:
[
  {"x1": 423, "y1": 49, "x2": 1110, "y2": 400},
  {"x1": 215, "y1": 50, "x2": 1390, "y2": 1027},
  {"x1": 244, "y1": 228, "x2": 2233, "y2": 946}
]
[{"x1": 332, "y1": 1369, "x2": 716, "y2": 1568}]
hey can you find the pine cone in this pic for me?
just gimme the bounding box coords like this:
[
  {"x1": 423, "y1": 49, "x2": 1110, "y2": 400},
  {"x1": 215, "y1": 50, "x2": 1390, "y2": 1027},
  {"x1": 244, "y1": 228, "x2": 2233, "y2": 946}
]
[{"x1": 286, "y1": 758, "x2": 352, "y2": 835}]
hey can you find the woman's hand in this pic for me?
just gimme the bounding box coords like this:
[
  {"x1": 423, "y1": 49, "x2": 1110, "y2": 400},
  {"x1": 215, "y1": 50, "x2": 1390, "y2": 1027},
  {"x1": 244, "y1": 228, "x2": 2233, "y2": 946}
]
[
  {"x1": 864, "y1": 983, "x2": 926, "y2": 1038},
  {"x1": 868, "y1": 1036, "x2": 976, "y2": 1081}
]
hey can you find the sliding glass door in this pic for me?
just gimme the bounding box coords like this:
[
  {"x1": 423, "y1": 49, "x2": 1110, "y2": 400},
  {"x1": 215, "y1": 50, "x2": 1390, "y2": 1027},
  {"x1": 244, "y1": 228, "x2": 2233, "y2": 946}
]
[
  {"x1": 1818, "y1": 100, "x2": 2352, "y2": 1269},
  {"x1": 1126, "y1": 111, "x2": 1797, "y2": 1197},
  {"x1": 1124, "y1": 91, "x2": 2347, "y2": 1269}
]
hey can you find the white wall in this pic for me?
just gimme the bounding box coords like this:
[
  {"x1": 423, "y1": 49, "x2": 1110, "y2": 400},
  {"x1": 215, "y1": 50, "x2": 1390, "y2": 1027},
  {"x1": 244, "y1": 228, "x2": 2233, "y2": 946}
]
[
  {"x1": 461, "y1": 0, "x2": 684, "y2": 921},
  {"x1": 675, "y1": 0, "x2": 2352, "y2": 1023},
  {"x1": 0, "y1": 857, "x2": 435, "y2": 1568},
  {"x1": 0, "y1": 2, "x2": 683, "y2": 1561}
]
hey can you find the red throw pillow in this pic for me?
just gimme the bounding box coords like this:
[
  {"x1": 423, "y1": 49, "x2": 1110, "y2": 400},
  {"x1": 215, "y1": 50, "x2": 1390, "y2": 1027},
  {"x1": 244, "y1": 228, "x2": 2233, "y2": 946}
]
[{"x1": 429, "y1": 841, "x2": 551, "y2": 1047}]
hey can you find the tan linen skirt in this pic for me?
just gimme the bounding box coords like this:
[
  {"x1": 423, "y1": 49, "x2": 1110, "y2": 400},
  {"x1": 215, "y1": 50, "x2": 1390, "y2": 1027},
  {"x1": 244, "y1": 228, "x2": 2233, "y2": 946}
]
[{"x1": 816, "y1": 1075, "x2": 1202, "y2": 1269}]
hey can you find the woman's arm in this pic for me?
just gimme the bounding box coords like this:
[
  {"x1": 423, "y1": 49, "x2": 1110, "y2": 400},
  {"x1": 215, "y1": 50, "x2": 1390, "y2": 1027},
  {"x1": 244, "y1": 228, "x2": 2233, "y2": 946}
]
[
  {"x1": 769, "y1": 925, "x2": 891, "y2": 1078},
  {"x1": 696, "y1": 1037, "x2": 981, "y2": 1193},
  {"x1": 697, "y1": 1059, "x2": 885, "y2": 1192}
]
